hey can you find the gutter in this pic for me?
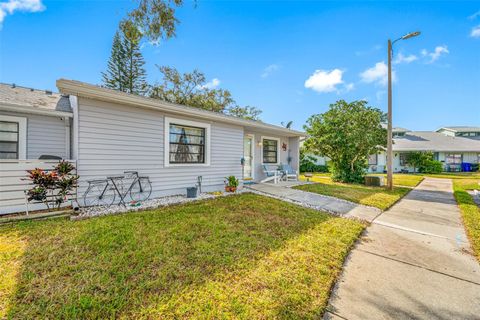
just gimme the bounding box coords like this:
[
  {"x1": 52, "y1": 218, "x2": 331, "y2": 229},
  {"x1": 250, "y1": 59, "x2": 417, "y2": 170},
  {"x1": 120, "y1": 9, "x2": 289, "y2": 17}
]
[
  {"x1": 0, "y1": 102, "x2": 73, "y2": 118},
  {"x1": 56, "y1": 79, "x2": 305, "y2": 137}
]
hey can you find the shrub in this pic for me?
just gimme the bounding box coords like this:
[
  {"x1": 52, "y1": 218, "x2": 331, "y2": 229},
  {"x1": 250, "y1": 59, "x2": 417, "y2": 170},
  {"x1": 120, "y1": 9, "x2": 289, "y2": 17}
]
[
  {"x1": 303, "y1": 100, "x2": 386, "y2": 183},
  {"x1": 330, "y1": 160, "x2": 367, "y2": 183},
  {"x1": 26, "y1": 161, "x2": 79, "y2": 211},
  {"x1": 299, "y1": 154, "x2": 329, "y2": 173},
  {"x1": 419, "y1": 159, "x2": 443, "y2": 173}
]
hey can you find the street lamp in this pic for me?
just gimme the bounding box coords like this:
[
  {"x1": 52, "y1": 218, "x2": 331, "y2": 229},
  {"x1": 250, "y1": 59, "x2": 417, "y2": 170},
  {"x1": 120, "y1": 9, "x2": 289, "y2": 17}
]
[{"x1": 386, "y1": 31, "x2": 421, "y2": 190}]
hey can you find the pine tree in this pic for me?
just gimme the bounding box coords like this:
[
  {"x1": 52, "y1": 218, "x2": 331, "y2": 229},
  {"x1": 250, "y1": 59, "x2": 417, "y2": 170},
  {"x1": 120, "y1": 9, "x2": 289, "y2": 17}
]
[
  {"x1": 101, "y1": 31, "x2": 125, "y2": 91},
  {"x1": 102, "y1": 21, "x2": 148, "y2": 95},
  {"x1": 121, "y1": 21, "x2": 148, "y2": 95}
]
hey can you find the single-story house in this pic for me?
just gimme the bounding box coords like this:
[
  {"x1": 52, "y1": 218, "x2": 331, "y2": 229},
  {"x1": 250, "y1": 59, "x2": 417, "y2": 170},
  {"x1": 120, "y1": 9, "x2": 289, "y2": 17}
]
[
  {"x1": 0, "y1": 81, "x2": 304, "y2": 214},
  {"x1": 305, "y1": 126, "x2": 480, "y2": 173},
  {"x1": 368, "y1": 130, "x2": 480, "y2": 173},
  {"x1": 436, "y1": 126, "x2": 480, "y2": 140}
]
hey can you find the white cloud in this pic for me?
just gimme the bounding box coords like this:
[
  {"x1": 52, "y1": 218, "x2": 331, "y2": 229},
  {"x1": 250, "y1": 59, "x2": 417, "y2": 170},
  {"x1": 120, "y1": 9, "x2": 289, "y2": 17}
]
[
  {"x1": 304, "y1": 69, "x2": 345, "y2": 93},
  {"x1": 261, "y1": 64, "x2": 279, "y2": 78},
  {"x1": 0, "y1": 0, "x2": 44, "y2": 24},
  {"x1": 471, "y1": 25, "x2": 480, "y2": 38},
  {"x1": 422, "y1": 45, "x2": 449, "y2": 63},
  {"x1": 360, "y1": 62, "x2": 395, "y2": 86},
  {"x1": 344, "y1": 83, "x2": 355, "y2": 92},
  {"x1": 468, "y1": 10, "x2": 480, "y2": 20},
  {"x1": 393, "y1": 53, "x2": 418, "y2": 64},
  {"x1": 200, "y1": 78, "x2": 220, "y2": 89}
]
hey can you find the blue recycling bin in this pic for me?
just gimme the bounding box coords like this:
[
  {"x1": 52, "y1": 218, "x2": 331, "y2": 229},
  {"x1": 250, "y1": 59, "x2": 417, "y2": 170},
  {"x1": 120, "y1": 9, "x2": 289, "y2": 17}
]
[{"x1": 461, "y1": 163, "x2": 472, "y2": 172}]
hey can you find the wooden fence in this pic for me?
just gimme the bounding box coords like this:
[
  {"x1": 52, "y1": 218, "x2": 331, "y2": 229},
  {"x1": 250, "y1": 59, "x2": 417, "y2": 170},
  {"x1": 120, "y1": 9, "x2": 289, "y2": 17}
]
[{"x1": 0, "y1": 160, "x2": 77, "y2": 215}]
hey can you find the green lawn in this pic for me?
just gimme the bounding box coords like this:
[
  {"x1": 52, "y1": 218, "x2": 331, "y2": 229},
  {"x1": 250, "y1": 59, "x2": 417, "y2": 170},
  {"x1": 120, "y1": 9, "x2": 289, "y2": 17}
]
[
  {"x1": 298, "y1": 174, "x2": 415, "y2": 210},
  {"x1": 302, "y1": 173, "x2": 423, "y2": 188},
  {"x1": 0, "y1": 193, "x2": 365, "y2": 319},
  {"x1": 373, "y1": 174, "x2": 424, "y2": 187},
  {"x1": 447, "y1": 175, "x2": 480, "y2": 261}
]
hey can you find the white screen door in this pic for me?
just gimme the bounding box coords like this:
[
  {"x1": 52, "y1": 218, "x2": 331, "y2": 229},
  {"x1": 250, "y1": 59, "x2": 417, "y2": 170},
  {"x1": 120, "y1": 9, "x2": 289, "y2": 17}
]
[{"x1": 243, "y1": 136, "x2": 254, "y2": 179}]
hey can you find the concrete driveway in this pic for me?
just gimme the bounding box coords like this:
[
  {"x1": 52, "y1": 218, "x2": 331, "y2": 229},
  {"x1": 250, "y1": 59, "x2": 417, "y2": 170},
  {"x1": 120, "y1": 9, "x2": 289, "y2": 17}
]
[{"x1": 324, "y1": 178, "x2": 480, "y2": 320}]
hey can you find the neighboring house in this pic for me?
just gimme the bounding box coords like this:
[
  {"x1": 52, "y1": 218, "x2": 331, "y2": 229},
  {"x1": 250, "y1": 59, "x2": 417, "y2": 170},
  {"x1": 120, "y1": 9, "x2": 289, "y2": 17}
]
[
  {"x1": 305, "y1": 126, "x2": 480, "y2": 173},
  {"x1": 436, "y1": 126, "x2": 480, "y2": 140},
  {"x1": 369, "y1": 130, "x2": 480, "y2": 173},
  {"x1": 0, "y1": 81, "x2": 303, "y2": 214}
]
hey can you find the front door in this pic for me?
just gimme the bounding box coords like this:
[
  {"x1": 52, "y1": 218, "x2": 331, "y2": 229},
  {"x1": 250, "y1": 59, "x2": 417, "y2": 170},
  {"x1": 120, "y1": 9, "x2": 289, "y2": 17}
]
[{"x1": 243, "y1": 135, "x2": 254, "y2": 179}]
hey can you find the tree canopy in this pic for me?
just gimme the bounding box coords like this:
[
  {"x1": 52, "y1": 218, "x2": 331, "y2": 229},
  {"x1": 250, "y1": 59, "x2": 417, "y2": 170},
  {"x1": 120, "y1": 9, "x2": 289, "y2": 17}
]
[
  {"x1": 128, "y1": 0, "x2": 185, "y2": 41},
  {"x1": 303, "y1": 100, "x2": 387, "y2": 183},
  {"x1": 150, "y1": 66, "x2": 262, "y2": 120}
]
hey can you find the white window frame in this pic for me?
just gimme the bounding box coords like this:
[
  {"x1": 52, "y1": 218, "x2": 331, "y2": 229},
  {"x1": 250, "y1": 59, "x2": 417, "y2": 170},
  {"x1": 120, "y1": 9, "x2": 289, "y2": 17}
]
[
  {"x1": 261, "y1": 136, "x2": 281, "y2": 165},
  {"x1": 0, "y1": 115, "x2": 27, "y2": 160},
  {"x1": 164, "y1": 116, "x2": 211, "y2": 167}
]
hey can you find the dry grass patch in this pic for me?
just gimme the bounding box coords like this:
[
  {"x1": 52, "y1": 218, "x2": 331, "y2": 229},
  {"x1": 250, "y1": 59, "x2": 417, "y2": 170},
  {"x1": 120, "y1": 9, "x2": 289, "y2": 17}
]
[{"x1": 0, "y1": 193, "x2": 364, "y2": 319}]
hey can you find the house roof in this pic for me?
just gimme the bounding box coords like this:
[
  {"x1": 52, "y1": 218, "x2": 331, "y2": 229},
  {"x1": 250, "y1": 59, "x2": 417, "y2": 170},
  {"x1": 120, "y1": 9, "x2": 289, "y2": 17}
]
[
  {"x1": 0, "y1": 83, "x2": 72, "y2": 117},
  {"x1": 437, "y1": 126, "x2": 480, "y2": 133},
  {"x1": 56, "y1": 79, "x2": 305, "y2": 137},
  {"x1": 380, "y1": 123, "x2": 410, "y2": 132},
  {"x1": 393, "y1": 131, "x2": 480, "y2": 152}
]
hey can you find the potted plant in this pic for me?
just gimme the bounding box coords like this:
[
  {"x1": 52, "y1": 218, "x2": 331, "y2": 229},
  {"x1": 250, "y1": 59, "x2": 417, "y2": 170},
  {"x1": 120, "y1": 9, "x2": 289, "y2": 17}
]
[{"x1": 224, "y1": 176, "x2": 239, "y2": 192}]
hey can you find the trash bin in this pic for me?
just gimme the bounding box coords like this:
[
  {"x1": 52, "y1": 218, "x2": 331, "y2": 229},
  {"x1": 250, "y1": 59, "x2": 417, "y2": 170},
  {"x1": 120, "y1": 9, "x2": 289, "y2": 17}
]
[
  {"x1": 462, "y1": 163, "x2": 472, "y2": 172},
  {"x1": 186, "y1": 187, "x2": 198, "y2": 198}
]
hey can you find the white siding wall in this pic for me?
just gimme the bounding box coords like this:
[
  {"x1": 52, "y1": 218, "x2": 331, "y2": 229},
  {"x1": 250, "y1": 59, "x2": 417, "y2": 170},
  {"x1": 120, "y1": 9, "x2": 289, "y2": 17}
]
[
  {"x1": 76, "y1": 98, "x2": 243, "y2": 201},
  {"x1": 462, "y1": 152, "x2": 478, "y2": 163},
  {"x1": 244, "y1": 130, "x2": 291, "y2": 181},
  {"x1": 0, "y1": 111, "x2": 68, "y2": 159},
  {"x1": 0, "y1": 160, "x2": 76, "y2": 215}
]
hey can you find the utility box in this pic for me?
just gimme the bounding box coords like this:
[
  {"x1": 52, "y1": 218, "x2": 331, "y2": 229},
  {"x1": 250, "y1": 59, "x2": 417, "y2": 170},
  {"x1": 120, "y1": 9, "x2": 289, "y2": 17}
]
[{"x1": 365, "y1": 175, "x2": 385, "y2": 187}]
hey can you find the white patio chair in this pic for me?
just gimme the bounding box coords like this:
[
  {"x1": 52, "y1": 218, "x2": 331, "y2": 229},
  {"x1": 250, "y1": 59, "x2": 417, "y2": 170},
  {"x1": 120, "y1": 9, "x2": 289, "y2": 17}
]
[
  {"x1": 261, "y1": 165, "x2": 280, "y2": 183},
  {"x1": 280, "y1": 164, "x2": 298, "y2": 181}
]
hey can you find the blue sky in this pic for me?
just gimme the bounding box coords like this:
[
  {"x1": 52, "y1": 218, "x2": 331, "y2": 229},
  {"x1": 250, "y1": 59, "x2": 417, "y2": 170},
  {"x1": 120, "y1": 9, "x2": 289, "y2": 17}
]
[{"x1": 0, "y1": 1, "x2": 479, "y2": 131}]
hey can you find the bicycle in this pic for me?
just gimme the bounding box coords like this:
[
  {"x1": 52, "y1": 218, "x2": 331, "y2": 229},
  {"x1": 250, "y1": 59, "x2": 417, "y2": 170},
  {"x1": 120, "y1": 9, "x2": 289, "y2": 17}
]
[{"x1": 83, "y1": 171, "x2": 152, "y2": 207}]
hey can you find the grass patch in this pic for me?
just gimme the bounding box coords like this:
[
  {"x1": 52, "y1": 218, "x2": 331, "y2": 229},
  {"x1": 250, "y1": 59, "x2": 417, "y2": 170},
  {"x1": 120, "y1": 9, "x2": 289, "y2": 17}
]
[
  {"x1": 383, "y1": 174, "x2": 423, "y2": 187},
  {"x1": 295, "y1": 178, "x2": 410, "y2": 210},
  {"x1": 421, "y1": 172, "x2": 480, "y2": 180},
  {"x1": 0, "y1": 193, "x2": 364, "y2": 319},
  {"x1": 452, "y1": 178, "x2": 480, "y2": 262},
  {"x1": 302, "y1": 173, "x2": 423, "y2": 188}
]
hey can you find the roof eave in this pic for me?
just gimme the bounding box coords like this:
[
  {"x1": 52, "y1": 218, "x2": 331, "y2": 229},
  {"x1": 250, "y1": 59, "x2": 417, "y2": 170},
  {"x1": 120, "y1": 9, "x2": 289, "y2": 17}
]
[
  {"x1": 56, "y1": 79, "x2": 306, "y2": 137},
  {"x1": 0, "y1": 102, "x2": 73, "y2": 118}
]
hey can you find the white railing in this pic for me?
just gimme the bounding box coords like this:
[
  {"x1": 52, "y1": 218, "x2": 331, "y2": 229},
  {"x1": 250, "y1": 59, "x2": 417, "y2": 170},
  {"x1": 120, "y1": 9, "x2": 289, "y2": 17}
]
[{"x1": 0, "y1": 160, "x2": 77, "y2": 215}]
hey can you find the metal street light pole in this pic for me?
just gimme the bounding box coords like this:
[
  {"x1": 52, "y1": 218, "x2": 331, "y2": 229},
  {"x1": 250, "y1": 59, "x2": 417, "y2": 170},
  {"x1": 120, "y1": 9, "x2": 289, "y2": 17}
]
[{"x1": 386, "y1": 31, "x2": 421, "y2": 190}]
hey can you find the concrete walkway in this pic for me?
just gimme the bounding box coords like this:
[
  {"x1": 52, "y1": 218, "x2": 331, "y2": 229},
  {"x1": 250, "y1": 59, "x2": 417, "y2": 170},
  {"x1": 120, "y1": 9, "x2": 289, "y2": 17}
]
[
  {"x1": 324, "y1": 178, "x2": 480, "y2": 320},
  {"x1": 246, "y1": 183, "x2": 381, "y2": 222}
]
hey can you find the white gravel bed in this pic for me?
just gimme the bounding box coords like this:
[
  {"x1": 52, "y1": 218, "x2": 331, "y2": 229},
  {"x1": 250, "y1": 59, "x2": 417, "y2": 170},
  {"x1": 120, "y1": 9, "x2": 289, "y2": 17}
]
[{"x1": 72, "y1": 190, "x2": 245, "y2": 220}]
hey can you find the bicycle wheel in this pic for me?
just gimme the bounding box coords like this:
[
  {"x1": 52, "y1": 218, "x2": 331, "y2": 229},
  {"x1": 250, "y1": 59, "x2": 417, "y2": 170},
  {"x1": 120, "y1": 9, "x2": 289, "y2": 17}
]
[
  {"x1": 83, "y1": 182, "x2": 116, "y2": 207},
  {"x1": 129, "y1": 177, "x2": 152, "y2": 202}
]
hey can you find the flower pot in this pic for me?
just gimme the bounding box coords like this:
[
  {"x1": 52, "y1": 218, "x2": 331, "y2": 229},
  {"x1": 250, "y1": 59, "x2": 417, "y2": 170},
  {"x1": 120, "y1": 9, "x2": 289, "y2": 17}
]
[{"x1": 225, "y1": 186, "x2": 237, "y2": 193}]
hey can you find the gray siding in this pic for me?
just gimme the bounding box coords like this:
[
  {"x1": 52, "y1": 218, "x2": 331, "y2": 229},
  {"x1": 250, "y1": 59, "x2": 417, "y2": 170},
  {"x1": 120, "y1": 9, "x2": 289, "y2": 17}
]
[
  {"x1": 76, "y1": 98, "x2": 243, "y2": 199},
  {"x1": 0, "y1": 111, "x2": 68, "y2": 159}
]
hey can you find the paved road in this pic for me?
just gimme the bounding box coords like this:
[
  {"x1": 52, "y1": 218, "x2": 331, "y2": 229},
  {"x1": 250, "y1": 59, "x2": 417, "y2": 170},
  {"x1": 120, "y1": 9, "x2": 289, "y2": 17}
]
[
  {"x1": 324, "y1": 178, "x2": 480, "y2": 320},
  {"x1": 247, "y1": 183, "x2": 381, "y2": 222}
]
